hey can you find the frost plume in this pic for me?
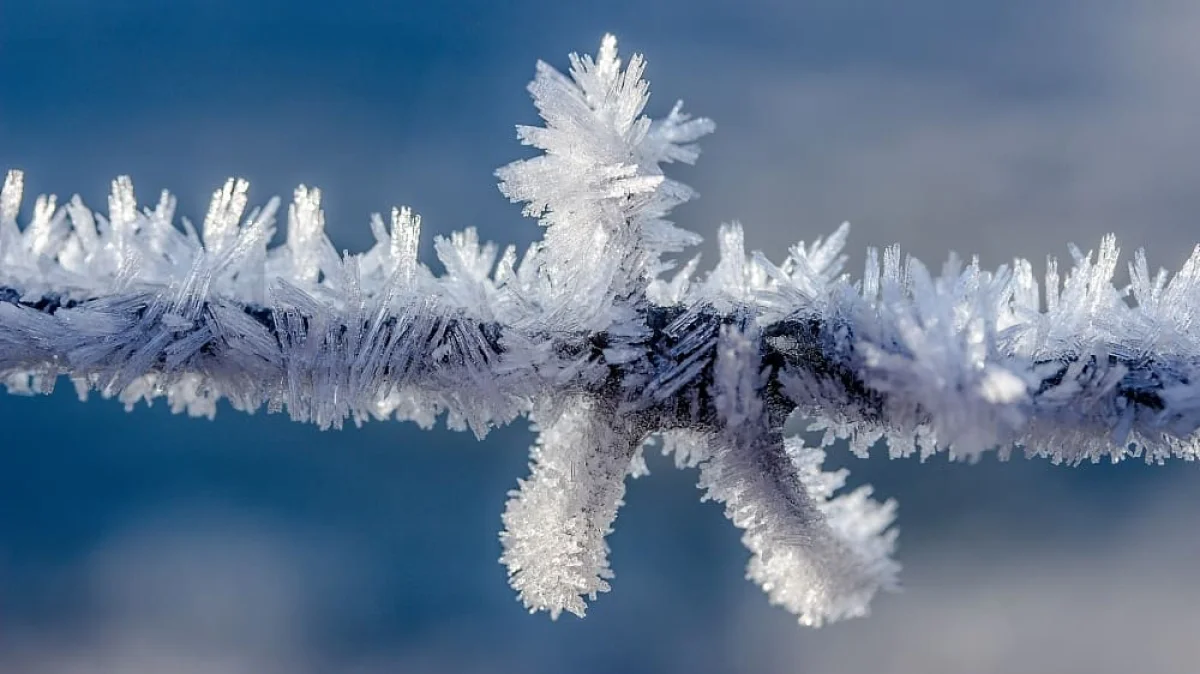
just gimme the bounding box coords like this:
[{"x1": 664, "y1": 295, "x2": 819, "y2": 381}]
[
  {"x1": 499, "y1": 396, "x2": 641, "y2": 618},
  {"x1": 495, "y1": 33, "x2": 713, "y2": 331}
]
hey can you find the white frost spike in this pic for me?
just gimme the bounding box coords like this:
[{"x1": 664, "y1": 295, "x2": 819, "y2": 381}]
[
  {"x1": 280, "y1": 185, "x2": 328, "y2": 286},
  {"x1": 0, "y1": 172, "x2": 69, "y2": 280},
  {"x1": 500, "y1": 397, "x2": 640, "y2": 618},
  {"x1": 361, "y1": 205, "x2": 422, "y2": 291},
  {"x1": 2, "y1": 35, "x2": 1200, "y2": 629},
  {"x1": 0, "y1": 171, "x2": 25, "y2": 266},
  {"x1": 26, "y1": 192, "x2": 63, "y2": 259},
  {"x1": 107, "y1": 176, "x2": 138, "y2": 245},
  {"x1": 785, "y1": 221, "x2": 851, "y2": 301},
  {"x1": 202, "y1": 177, "x2": 250, "y2": 256},
  {"x1": 0, "y1": 170, "x2": 22, "y2": 227},
  {"x1": 389, "y1": 206, "x2": 421, "y2": 282}
]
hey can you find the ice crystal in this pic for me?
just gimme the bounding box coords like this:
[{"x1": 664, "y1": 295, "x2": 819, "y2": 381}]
[{"x1": 1, "y1": 35, "x2": 1198, "y2": 626}]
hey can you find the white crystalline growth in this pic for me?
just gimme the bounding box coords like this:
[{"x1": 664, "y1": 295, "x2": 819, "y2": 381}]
[
  {"x1": 496, "y1": 33, "x2": 714, "y2": 332},
  {"x1": 499, "y1": 396, "x2": 643, "y2": 618},
  {"x1": 1, "y1": 34, "x2": 1199, "y2": 628},
  {"x1": 658, "y1": 324, "x2": 898, "y2": 627}
]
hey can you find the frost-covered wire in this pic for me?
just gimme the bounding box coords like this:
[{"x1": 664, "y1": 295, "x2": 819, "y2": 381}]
[{"x1": 1, "y1": 35, "x2": 1199, "y2": 627}]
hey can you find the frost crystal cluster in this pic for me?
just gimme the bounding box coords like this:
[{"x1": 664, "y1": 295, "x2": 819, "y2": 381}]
[{"x1": 1, "y1": 35, "x2": 1198, "y2": 627}]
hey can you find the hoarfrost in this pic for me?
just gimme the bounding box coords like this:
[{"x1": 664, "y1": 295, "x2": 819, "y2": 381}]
[{"x1": 1, "y1": 35, "x2": 1196, "y2": 626}]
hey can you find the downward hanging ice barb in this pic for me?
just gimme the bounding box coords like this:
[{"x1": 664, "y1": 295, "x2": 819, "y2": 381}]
[{"x1": 1, "y1": 34, "x2": 1199, "y2": 627}]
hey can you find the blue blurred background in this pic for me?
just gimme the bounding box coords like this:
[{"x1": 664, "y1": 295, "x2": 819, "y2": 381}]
[{"x1": 3, "y1": 1, "x2": 1200, "y2": 672}]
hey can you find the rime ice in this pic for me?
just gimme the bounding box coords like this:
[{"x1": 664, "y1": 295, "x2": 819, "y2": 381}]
[{"x1": 1, "y1": 36, "x2": 1198, "y2": 626}]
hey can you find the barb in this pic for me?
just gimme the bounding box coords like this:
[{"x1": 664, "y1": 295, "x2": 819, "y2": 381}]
[{"x1": 2, "y1": 35, "x2": 1198, "y2": 626}]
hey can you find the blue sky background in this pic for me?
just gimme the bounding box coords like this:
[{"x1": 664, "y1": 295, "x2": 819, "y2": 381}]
[{"x1": 3, "y1": 2, "x2": 1200, "y2": 672}]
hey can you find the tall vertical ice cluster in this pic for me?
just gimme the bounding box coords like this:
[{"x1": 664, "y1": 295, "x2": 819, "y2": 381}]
[
  {"x1": 496, "y1": 34, "x2": 711, "y2": 330},
  {"x1": 2, "y1": 35, "x2": 1200, "y2": 627}
]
